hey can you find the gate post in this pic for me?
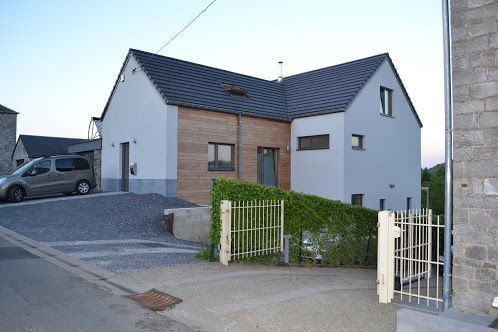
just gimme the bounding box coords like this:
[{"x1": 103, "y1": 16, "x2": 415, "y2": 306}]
[
  {"x1": 377, "y1": 210, "x2": 395, "y2": 303},
  {"x1": 220, "y1": 200, "x2": 231, "y2": 266}
]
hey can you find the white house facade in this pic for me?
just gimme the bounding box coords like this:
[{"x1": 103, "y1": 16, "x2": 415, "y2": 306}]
[{"x1": 100, "y1": 49, "x2": 421, "y2": 210}]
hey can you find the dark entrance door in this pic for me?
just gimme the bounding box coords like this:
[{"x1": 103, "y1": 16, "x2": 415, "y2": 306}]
[
  {"x1": 257, "y1": 147, "x2": 277, "y2": 187},
  {"x1": 121, "y1": 142, "x2": 129, "y2": 191}
]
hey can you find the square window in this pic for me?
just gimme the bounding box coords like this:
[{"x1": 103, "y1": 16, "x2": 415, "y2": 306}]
[
  {"x1": 352, "y1": 134, "x2": 364, "y2": 149},
  {"x1": 208, "y1": 143, "x2": 234, "y2": 171},
  {"x1": 297, "y1": 134, "x2": 329, "y2": 150},
  {"x1": 380, "y1": 87, "x2": 393, "y2": 116},
  {"x1": 351, "y1": 194, "x2": 363, "y2": 206}
]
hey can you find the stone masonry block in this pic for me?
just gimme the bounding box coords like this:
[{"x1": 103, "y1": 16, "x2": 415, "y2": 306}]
[
  {"x1": 453, "y1": 100, "x2": 484, "y2": 114},
  {"x1": 453, "y1": 207, "x2": 469, "y2": 225},
  {"x1": 479, "y1": 111, "x2": 498, "y2": 127},
  {"x1": 486, "y1": 97, "x2": 498, "y2": 112},
  {"x1": 471, "y1": 177, "x2": 485, "y2": 194},
  {"x1": 469, "y1": 49, "x2": 495, "y2": 68},
  {"x1": 453, "y1": 35, "x2": 489, "y2": 56},
  {"x1": 454, "y1": 67, "x2": 488, "y2": 85},
  {"x1": 453, "y1": 223, "x2": 496, "y2": 244},
  {"x1": 470, "y1": 81, "x2": 498, "y2": 99},
  {"x1": 488, "y1": 246, "x2": 497, "y2": 263},
  {"x1": 453, "y1": 84, "x2": 470, "y2": 102},
  {"x1": 452, "y1": 54, "x2": 468, "y2": 70},
  {"x1": 454, "y1": 256, "x2": 484, "y2": 268},
  {"x1": 489, "y1": 66, "x2": 498, "y2": 81},
  {"x1": 490, "y1": 32, "x2": 498, "y2": 48},
  {"x1": 453, "y1": 264, "x2": 476, "y2": 280},
  {"x1": 474, "y1": 268, "x2": 496, "y2": 282},
  {"x1": 483, "y1": 128, "x2": 498, "y2": 144},
  {"x1": 452, "y1": 26, "x2": 468, "y2": 42},
  {"x1": 454, "y1": 113, "x2": 479, "y2": 129},
  {"x1": 472, "y1": 146, "x2": 498, "y2": 160},
  {"x1": 454, "y1": 146, "x2": 473, "y2": 161},
  {"x1": 484, "y1": 177, "x2": 498, "y2": 194},
  {"x1": 454, "y1": 176, "x2": 474, "y2": 195},
  {"x1": 453, "y1": 293, "x2": 471, "y2": 308},
  {"x1": 453, "y1": 129, "x2": 484, "y2": 147},
  {"x1": 468, "y1": 0, "x2": 495, "y2": 9},
  {"x1": 463, "y1": 6, "x2": 484, "y2": 25},
  {"x1": 467, "y1": 20, "x2": 498, "y2": 38},
  {"x1": 454, "y1": 160, "x2": 498, "y2": 177},
  {"x1": 452, "y1": 276, "x2": 469, "y2": 292},
  {"x1": 468, "y1": 207, "x2": 498, "y2": 226},
  {"x1": 465, "y1": 246, "x2": 487, "y2": 260}
]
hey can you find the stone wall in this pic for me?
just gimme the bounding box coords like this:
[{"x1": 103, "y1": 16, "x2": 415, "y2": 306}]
[
  {"x1": 0, "y1": 113, "x2": 17, "y2": 175},
  {"x1": 94, "y1": 149, "x2": 102, "y2": 192},
  {"x1": 11, "y1": 138, "x2": 29, "y2": 170},
  {"x1": 451, "y1": 0, "x2": 497, "y2": 315}
]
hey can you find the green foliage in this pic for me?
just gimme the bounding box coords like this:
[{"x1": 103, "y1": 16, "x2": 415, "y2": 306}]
[
  {"x1": 421, "y1": 163, "x2": 445, "y2": 215},
  {"x1": 208, "y1": 176, "x2": 378, "y2": 265},
  {"x1": 195, "y1": 248, "x2": 211, "y2": 261}
]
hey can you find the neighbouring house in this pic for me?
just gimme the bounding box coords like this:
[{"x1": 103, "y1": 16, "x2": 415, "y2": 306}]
[
  {"x1": 0, "y1": 104, "x2": 18, "y2": 175},
  {"x1": 11, "y1": 135, "x2": 88, "y2": 168},
  {"x1": 68, "y1": 138, "x2": 102, "y2": 191},
  {"x1": 100, "y1": 49, "x2": 422, "y2": 209},
  {"x1": 450, "y1": 0, "x2": 497, "y2": 315}
]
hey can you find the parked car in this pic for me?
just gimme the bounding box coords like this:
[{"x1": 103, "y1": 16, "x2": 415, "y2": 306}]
[{"x1": 0, "y1": 155, "x2": 96, "y2": 202}]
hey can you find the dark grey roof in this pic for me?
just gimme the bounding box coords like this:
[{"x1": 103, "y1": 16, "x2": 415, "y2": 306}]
[
  {"x1": 0, "y1": 104, "x2": 18, "y2": 114},
  {"x1": 68, "y1": 138, "x2": 102, "y2": 153},
  {"x1": 18, "y1": 135, "x2": 88, "y2": 158},
  {"x1": 101, "y1": 49, "x2": 422, "y2": 127}
]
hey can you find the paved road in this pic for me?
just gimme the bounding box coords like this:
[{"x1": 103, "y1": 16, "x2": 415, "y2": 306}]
[
  {"x1": 0, "y1": 236, "x2": 195, "y2": 332},
  {"x1": 0, "y1": 193, "x2": 204, "y2": 272}
]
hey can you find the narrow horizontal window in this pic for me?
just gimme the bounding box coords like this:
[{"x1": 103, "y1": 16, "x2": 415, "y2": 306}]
[
  {"x1": 352, "y1": 134, "x2": 364, "y2": 149},
  {"x1": 380, "y1": 86, "x2": 393, "y2": 116},
  {"x1": 351, "y1": 194, "x2": 363, "y2": 207},
  {"x1": 208, "y1": 143, "x2": 234, "y2": 171},
  {"x1": 297, "y1": 134, "x2": 329, "y2": 150}
]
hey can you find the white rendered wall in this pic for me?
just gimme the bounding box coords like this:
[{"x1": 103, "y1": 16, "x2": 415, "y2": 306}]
[
  {"x1": 291, "y1": 112, "x2": 345, "y2": 200},
  {"x1": 101, "y1": 55, "x2": 178, "y2": 196},
  {"x1": 343, "y1": 60, "x2": 421, "y2": 210}
]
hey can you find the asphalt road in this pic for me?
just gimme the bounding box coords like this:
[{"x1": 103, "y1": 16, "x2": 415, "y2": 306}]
[
  {"x1": 0, "y1": 236, "x2": 195, "y2": 332},
  {"x1": 0, "y1": 193, "x2": 204, "y2": 272}
]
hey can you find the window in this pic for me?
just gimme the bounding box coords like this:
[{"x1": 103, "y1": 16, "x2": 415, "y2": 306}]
[
  {"x1": 351, "y1": 194, "x2": 363, "y2": 206},
  {"x1": 74, "y1": 158, "x2": 90, "y2": 170},
  {"x1": 380, "y1": 87, "x2": 393, "y2": 116},
  {"x1": 406, "y1": 197, "x2": 412, "y2": 211},
  {"x1": 24, "y1": 160, "x2": 51, "y2": 176},
  {"x1": 297, "y1": 134, "x2": 329, "y2": 150},
  {"x1": 208, "y1": 143, "x2": 234, "y2": 170},
  {"x1": 16, "y1": 159, "x2": 24, "y2": 166},
  {"x1": 352, "y1": 134, "x2": 364, "y2": 149},
  {"x1": 220, "y1": 82, "x2": 247, "y2": 97},
  {"x1": 56, "y1": 158, "x2": 75, "y2": 172},
  {"x1": 380, "y1": 199, "x2": 386, "y2": 210}
]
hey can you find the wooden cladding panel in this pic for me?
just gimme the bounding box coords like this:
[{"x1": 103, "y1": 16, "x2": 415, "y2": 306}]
[{"x1": 177, "y1": 106, "x2": 291, "y2": 205}]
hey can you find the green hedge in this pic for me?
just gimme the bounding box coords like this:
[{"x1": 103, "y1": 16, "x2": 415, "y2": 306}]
[{"x1": 209, "y1": 176, "x2": 378, "y2": 265}]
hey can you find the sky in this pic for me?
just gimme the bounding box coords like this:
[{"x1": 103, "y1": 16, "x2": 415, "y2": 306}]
[{"x1": 0, "y1": 0, "x2": 445, "y2": 168}]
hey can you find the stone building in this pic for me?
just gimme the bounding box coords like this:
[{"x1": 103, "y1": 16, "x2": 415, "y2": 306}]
[
  {"x1": 451, "y1": 0, "x2": 497, "y2": 315},
  {"x1": 0, "y1": 104, "x2": 18, "y2": 175}
]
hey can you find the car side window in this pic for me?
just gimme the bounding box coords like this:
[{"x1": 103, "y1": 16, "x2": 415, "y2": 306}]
[
  {"x1": 74, "y1": 158, "x2": 90, "y2": 170},
  {"x1": 55, "y1": 158, "x2": 76, "y2": 172},
  {"x1": 25, "y1": 160, "x2": 51, "y2": 176}
]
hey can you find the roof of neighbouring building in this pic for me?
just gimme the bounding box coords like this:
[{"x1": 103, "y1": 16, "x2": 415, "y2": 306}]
[
  {"x1": 16, "y1": 135, "x2": 88, "y2": 158},
  {"x1": 101, "y1": 49, "x2": 422, "y2": 127},
  {"x1": 0, "y1": 104, "x2": 18, "y2": 114}
]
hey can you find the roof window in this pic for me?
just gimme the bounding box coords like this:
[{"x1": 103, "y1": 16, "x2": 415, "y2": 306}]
[{"x1": 221, "y1": 82, "x2": 247, "y2": 97}]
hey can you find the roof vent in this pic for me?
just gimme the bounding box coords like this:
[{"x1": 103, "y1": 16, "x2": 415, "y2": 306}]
[
  {"x1": 221, "y1": 82, "x2": 247, "y2": 97},
  {"x1": 277, "y1": 61, "x2": 283, "y2": 82}
]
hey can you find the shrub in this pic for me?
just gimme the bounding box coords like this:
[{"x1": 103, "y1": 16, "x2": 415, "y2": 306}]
[{"x1": 209, "y1": 176, "x2": 378, "y2": 265}]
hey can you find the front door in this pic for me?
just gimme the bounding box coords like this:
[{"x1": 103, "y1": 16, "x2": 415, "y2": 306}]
[
  {"x1": 257, "y1": 147, "x2": 277, "y2": 187},
  {"x1": 121, "y1": 143, "x2": 129, "y2": 191}
]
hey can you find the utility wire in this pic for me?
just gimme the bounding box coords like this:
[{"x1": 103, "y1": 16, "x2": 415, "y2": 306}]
[{"x1": 133, "y1": 0, "x2": 217, "y2": 72}]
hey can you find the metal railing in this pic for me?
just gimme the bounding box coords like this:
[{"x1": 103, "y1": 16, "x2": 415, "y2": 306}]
[
  {"x1": 220, "y1": 200, "x2": 284, "y2": 265},
  {"x1": 378, "y1": 209, "x2": 444, "y2": 309}
]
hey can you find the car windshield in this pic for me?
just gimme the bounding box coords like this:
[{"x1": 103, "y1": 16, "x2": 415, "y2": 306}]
[{"x1": 11, "y1": 158, "x2": 43, "y2": 175}]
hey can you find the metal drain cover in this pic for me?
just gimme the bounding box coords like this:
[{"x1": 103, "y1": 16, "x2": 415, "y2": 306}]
[{"x1": 125, "y1": 289, "x2": 182, "y2": 311}]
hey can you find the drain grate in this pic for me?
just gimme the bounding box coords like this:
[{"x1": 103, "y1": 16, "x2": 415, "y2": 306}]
[{"x1": 125, "y1": 289, "x2": 182, "y2": 311}]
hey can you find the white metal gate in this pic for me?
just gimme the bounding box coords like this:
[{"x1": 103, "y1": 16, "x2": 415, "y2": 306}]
[
  {"x1": 377, "y1": 209, "x2": 444, "y2": 308},
  {"x1": 220, "y1": 200, "x2": 284, "y2": 265}
]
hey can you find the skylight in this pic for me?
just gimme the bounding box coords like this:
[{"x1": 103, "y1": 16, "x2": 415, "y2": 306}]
[{"x1": 221, "y1": 82, "x2": 247, "y2": 97}]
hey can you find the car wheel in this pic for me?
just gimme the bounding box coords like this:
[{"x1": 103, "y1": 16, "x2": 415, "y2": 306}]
[
  {"x1": 8, "y1": 186, "x2": 24, "y2": 203},
  {"x1": 76, "y1": 180, "x2": 90, "y2": 195}
]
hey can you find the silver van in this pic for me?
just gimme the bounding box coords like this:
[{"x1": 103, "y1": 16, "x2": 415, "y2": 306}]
[{"x1": 0, "y1": 155, "x2": 96, "y2": 202}]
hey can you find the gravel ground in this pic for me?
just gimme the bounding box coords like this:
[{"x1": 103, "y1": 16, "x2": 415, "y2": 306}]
[{"x1": 0, "y1": 193, "x2": 205, "y2": 272}]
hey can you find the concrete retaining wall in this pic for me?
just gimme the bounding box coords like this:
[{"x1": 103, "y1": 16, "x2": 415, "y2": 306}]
[{"x1": 164, "y1": 206, "x2": 211, "y2": 244}]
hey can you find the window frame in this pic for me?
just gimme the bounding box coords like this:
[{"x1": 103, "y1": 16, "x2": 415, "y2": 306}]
[
  {"x1": 380, "y1": 198, "x2": 386, "y2": 210},
  {"x1": 23, "y1": 160, "x2": 51, "y2": 177},
  {"x1": 208, "y1": 142, "x2": 235, "y2": 171},
  {"x1": 352, "y1": 134, "x2": 364, "y2": 150},
  {"x1": 297, "y1": 134, "x2": 330, "y2": 151},
  {"x1": 380, "y1": 86, "x2": 393, "y2": 117},
  {"x1": 406, "y1": 197, "x2": 412, "y2": 211},
  {"x1": 351, "y1": 194, "x2": 364, "y2": 207}
]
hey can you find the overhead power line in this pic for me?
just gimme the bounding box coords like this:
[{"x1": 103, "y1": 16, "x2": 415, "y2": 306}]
[{"x1": 134, "y1": 0, "x2": 217, "y2": 72}]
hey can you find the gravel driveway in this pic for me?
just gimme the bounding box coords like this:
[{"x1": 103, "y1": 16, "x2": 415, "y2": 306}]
[{"x1": 0, "y1": 193, "x2": 205, "y2": 271}]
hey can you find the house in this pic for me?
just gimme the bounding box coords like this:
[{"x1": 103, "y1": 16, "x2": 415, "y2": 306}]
[
  {"x1": 100, "y1": 49, "x2": 422, "y2": 209},
  {"x1": 12, "y1": 135, "x2": 88, "y2": 168},
  {"x1": 0, "y1": 104, "x2": 18, "y2": 175}
]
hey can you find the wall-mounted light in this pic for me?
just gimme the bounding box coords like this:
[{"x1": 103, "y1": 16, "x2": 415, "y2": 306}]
[
  {"x1": 389, "y1": 184, "x2": 395, "y2": 189},
  {"x1": 120, "y1": 74, "x2": 125, "y2": 82},
  {"x1": 133, "y1": 137, "x2": 137, "y2": 144},
  {"x1": 286, "y1": 145, "x2": 290, "y2": 151},
  {"x1": 111, "y1": 141, "x2": 115, "y2": 147}
]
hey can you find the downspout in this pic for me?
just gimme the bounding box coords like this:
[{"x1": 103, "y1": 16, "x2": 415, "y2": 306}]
[
  {"x1": 238, "y1": 114, "x2": 243, "y2": 179},
  {"x1": 442, "y1": 0, "x2": 453, "y2": 312}
]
